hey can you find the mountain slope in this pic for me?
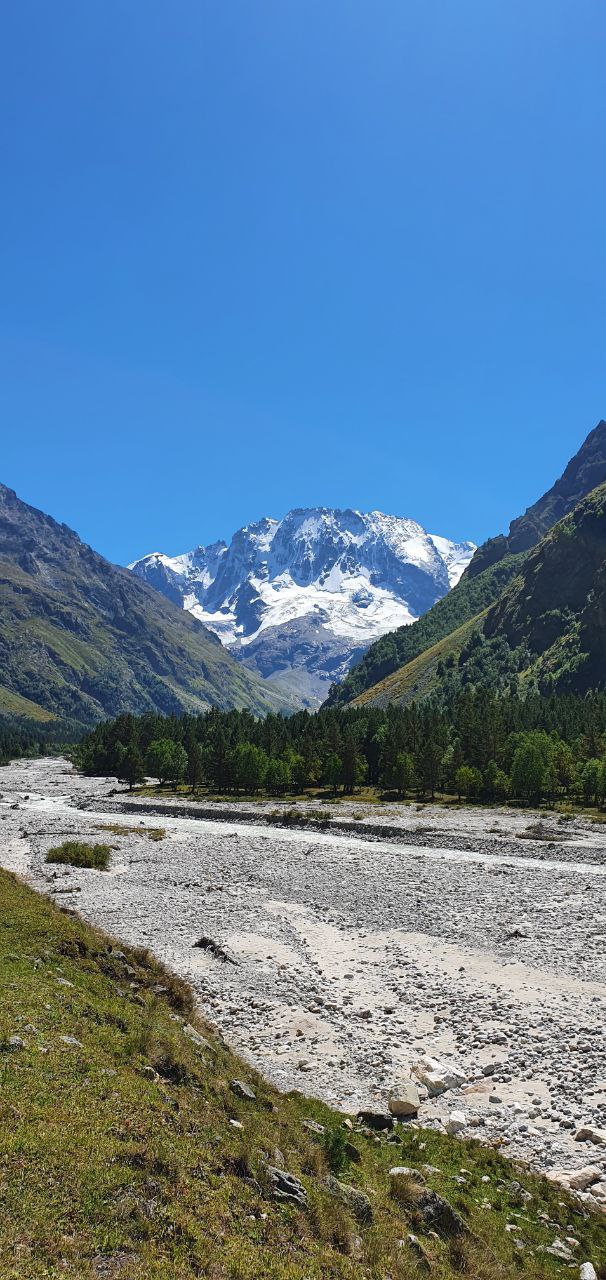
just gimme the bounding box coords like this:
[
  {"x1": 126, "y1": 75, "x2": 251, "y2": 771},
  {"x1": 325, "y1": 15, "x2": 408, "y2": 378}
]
[
  {"x1": 130, "y1": 508, "x2": 475, "y2": 707},
  {"x1": 329, "y1": 418, "x2": 606, "y2": 708},
  {"x1": 0, "y1": 484, "x2": 291, "y2": 729},
  {"x1": 354, "y1": 481, "x2": 606, "y2": 707}
]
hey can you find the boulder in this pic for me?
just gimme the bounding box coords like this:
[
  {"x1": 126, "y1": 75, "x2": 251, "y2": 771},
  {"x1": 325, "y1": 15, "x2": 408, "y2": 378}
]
[
  {"x1": 575, "y1": 1124, "x2": 606, "y2": 1145},
  {"x1": 579, "y1": 1264, "x2": 598, "y2": 1280},
  {"x1": 183, "y1": 1023, "x2": 211, "y2": 1050},
  {"x1": 568, "y1": 1166, "x2": 602, "y2": 1192},
  {"x1": 418, "y1": 1189, "x2": 468, "y2": 1238},
  {"x1": 230, "y1": 1079, "x2": 256, "y2": 1102},
  {"x1": 356, "y1": 1109, "x2": 394, "y2": 1131},
  {"x1": 324, "y1": 1174, "x2": 373, "y2": 1225},
  {"x1": 445, "y1": 1110, "x2": 466, "y2": 1135},
  {"x1": 388, "y1": 1080, "x2": 421, "y2": 1118},
  {"x1": 386, "y1": 1167, "x2": 425, "y2": 1182},
  {"x1": 412, "y1": 1056, "x2": 466, "y2": 1097},
  {"x1": 265, "y1": 1165, "x2": 307, "y2": 1209}
]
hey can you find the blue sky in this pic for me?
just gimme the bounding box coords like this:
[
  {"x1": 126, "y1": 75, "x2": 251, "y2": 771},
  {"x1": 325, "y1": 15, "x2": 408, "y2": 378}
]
[{"x1": 1, "y1": 1, "x2": 604, "y2": 564}]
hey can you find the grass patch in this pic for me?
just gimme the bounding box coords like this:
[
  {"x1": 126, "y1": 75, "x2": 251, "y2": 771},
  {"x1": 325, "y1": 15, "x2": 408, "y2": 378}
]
[
  {"x1": 1, "y1": 869, "x2": 604, "y2": 1279},
  {"x1": 95, "y1": 823, "x2": 166, "y2": 842},
  {"x1": 46, "y1": 840, "x2": 112, "y2": 870}
]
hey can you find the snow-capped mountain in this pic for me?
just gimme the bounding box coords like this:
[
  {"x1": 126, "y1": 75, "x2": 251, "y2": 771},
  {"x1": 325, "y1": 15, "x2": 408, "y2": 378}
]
[{"x1": 130, "y1": 509, "x2": 475, "y2": 707}]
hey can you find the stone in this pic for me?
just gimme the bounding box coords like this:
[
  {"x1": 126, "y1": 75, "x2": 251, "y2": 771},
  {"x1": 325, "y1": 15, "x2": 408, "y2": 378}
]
[
  {"x1": 567, "y1": 1166, "x2": 602, "y2": 1191},
  {"x1": 183, "y1": 1023, "x2": 211, "y2": 1050},
  {"x1": 388, "y1": 1080, "x2": 421, "y2": 1118},
  {"x1": 302, "y1": 1119, "x2": 325, "y2": 1135},
  {"x1": 445, "y1": 1110, "x2": 466, "y2": 1135},
  {"x1": 230, "y1": 1079, "x2": 256, "y2": 1101},
  {"x1": 265, "y1": 1165, "x2": 307, "y2": 1209},
  {"x1": 59, "y1": 1035, "x2": 82, "y2": 1048},
  {"x1": 418, "y1": 1189, "x2": 468, "y2": 1238},
  {"x1": 404, "y1": 1232, "x2": 431, "y2": 1271},
  {"x1": 324, "y1": 1174, "x2": 373, "y2": 1224},
  {"x1": 389, "y1": 1165, "x2": 426, "y2": 1184},
  {"x1": 412, "y1": 1056, "x2": 467, "y2": 1097},
  {"x1": 7, "y1": 1035, "x2": 25, "y2": 1051},
  {"x1": 356, "y1": 1109, "x2": 394, "y2": 1131},
  {"x1": 579, "y1": 1264, "x2": 598, "y2": 1280},
  {"x1": 575, "y1": 1124, "x2": 606, "y2": 1145},
  {"x1": 544, "y1": 1239, "x2": 574, "y2": 1262}
]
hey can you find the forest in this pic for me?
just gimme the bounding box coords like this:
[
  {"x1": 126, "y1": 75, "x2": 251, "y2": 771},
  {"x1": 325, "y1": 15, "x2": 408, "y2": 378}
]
[
  {"x1": 75, "y1": 689, "x2": 606, "y2": 807},
  {"x1": 0, "y1": 718, "x2": 66, "y2": 767}
]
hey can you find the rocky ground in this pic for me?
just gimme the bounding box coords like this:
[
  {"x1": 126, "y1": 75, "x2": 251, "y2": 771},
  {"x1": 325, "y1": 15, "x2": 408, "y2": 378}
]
[{"x1": 1, "y1": 758, "x2": 605, "y2": 1214}]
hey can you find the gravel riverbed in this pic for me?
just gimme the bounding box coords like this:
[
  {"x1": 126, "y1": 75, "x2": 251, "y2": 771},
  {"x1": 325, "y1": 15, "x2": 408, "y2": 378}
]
[{"x1": 1, "y1": 757, "x2": 605, "y2": 1208}]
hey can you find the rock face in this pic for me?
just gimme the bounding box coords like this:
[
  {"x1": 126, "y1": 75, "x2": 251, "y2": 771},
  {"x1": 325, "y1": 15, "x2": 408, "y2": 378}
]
[
  {"x1": 130, "y1": 508, "x2": 475, "y2": 707},
  {"x1": 468, "y1": 417, "x2": 606, "y2": 574}
]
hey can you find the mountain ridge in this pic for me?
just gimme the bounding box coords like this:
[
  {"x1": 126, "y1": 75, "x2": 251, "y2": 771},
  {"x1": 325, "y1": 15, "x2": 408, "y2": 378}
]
[{"x1": 130, "y1": 507, "x2": 476, "y2": 707}]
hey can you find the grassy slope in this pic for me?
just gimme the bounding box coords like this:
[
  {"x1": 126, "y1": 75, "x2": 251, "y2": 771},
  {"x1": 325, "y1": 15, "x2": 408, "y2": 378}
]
[
  {"x1": 0, "y1": 686, "x2": 57, "y2": 721},
  {"x1": 1, "y1": 871, "x2": 604, "y2": 1280},
  {"x1": 352, "y1": 614, "x2": 486, "y2": 709}
]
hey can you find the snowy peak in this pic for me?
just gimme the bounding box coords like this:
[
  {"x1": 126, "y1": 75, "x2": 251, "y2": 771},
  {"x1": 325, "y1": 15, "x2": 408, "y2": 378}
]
[{"x1": 130, "y1": 508, "x2": 475, "y2": 707}]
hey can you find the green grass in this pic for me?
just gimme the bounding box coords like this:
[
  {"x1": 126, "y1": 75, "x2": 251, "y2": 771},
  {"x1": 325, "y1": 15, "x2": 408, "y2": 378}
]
[
  {"x1": 352, "y1": 613, "x2": 486, "y2": 708},
  {"x1": 95, "y1": 823, "x2": 166, "y2": 842},
  {"x1": 0, "y1": 685, "x2": 57, "y2": 721},
  {"x1": 0, "y1": 869, "x2": 604, "y2": 1279},
  {"x1": 45, "y1": 840, "x2": 113, "y2": 870}
]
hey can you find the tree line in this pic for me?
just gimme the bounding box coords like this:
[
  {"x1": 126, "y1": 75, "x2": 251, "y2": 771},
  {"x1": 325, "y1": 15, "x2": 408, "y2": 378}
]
[
  {"x1": 0, "y1": 718, "x2": 66, "y2": 767},
  {"x1": 75, "y1": 689, "x2": 606, "y2": 807}
]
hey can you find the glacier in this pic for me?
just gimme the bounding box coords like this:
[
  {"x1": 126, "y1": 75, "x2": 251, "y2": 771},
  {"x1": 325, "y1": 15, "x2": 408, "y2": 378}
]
[{"x1": 129, "y1": 508, "x2": 475, "y2": 707}]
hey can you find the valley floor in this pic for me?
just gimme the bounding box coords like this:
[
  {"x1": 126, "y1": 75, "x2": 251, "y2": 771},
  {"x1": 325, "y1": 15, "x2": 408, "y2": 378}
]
[{"x1": 1, "y1": 758, "x2": 605, "y2": 1209}]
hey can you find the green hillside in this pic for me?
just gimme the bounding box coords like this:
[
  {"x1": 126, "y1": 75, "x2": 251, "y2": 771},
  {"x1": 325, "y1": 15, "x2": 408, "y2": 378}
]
[
  {"x1": 1, "y1": 868, "x2": 604, "y2": 1280},
  {"x1": 0, "y1": 484, "x2": 291, "y2": 729},
  {"x1": 330, "y1": 419, "x2": 606, "y2": 710},
  {"x1": 354, "y1": 482, "x2": 606, "y2": 708},
  {"x1": 328, "y1": 554, "x2": 526, "y2": 707}
]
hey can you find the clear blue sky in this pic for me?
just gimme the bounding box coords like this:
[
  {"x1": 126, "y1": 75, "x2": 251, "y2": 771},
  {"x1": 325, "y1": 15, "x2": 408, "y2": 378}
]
[{"x1": 1, "y1": 1, "x2": 604, "y2": 564}]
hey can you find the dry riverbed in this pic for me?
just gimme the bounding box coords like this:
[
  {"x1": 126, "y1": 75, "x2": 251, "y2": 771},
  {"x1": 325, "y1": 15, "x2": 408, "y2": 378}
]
[{"x1": 1, "y1": 757, "x2": 605, "y2": 1210}]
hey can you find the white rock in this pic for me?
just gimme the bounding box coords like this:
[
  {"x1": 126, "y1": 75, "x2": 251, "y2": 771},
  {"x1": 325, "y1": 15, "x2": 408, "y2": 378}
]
[
  {"x1": 579, "y1": 1264, "x2": 598, "y2": 1280},
  {"x1": 445, "y1": 1110, "x2": 466, "y2": 1135},
  {"x1": 388, "y1": 1080, "x2": 421, "y2": 1117},
  {"x1": 389, "y1": 1165, "x2": 425, "y2": 1183},
  {"x1": 412, "y1": 1056, "x2": 467, "y2": 1097}
]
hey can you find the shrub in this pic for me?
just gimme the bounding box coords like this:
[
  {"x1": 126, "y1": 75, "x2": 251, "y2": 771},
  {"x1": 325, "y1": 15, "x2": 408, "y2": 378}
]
[
  {"x1": 321, "y1": 1125, "x2": 349, "y2": 1175},
  {"x1": 46, "y1": 841, "x2": 112, "y2": 871}
]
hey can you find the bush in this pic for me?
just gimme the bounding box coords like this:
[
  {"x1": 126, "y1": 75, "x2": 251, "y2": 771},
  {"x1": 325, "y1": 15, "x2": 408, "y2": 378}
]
[
  {"x1": 321, "y1": 1125, "x2": 349, "y2": 1174},
  {"x1": 46, "y1": 841, "x2": 112, "y2": 871}
]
